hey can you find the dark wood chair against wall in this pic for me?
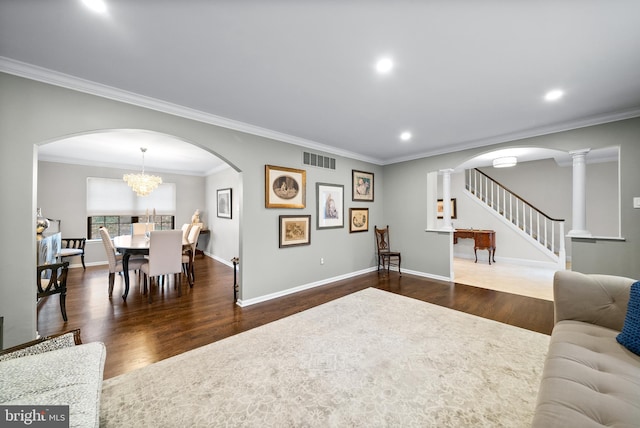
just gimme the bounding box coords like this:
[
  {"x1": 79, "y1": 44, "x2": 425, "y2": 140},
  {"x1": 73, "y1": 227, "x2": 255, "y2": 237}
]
[
  {"x1": 37, "y1": 261, "x2": 70, "y2": 322},
  {"x1": 59, "y1": 238, "x2": 86, "y2": 270},
  {"x1": 374, "y1": 225, "x2": 401, "y2": 275}
]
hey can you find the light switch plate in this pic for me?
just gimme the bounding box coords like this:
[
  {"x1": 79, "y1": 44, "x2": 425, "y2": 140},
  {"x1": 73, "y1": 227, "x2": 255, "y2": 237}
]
[{"x1": 634, "y1": 197, "x2": 640, "y2": 209}]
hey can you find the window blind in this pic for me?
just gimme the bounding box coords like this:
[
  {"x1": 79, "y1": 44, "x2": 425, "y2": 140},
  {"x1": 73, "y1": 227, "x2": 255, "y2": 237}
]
[{"x1": 86, "y1": 177, "x2": 176, "y2": 215}]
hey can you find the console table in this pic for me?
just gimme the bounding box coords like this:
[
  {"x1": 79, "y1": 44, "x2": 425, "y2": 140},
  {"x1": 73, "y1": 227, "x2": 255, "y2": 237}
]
[
  {"x1": 196, "y1": 229, "x2": 210, "y2": 257},
  {"x1": 453, "y1": 229, "x2": 496, "y2": 265}
]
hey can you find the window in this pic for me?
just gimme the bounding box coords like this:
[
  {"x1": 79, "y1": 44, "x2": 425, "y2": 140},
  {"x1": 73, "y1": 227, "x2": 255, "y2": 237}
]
[
  {"x1": 87, "y1": 215, "x2": 175, "y2": 239},
  {"x1": 86, "y1": 177, "x2": 177, "y2": 239}
]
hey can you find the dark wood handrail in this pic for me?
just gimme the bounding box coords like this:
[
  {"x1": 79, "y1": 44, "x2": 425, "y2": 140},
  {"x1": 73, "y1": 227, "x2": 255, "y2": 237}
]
[{"x1": 472, "y1": 168, "x2": 565, "y2": 222}]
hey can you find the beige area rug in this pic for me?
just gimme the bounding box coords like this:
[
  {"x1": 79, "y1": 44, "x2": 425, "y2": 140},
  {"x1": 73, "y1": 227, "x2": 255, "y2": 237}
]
[{"x1": 100, "y1": 288, "x2": 549, "y2": 427}]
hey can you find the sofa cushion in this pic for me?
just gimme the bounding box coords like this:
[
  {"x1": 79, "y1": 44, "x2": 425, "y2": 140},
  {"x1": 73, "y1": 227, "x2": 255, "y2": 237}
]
[
  {"x1": 532, "y1": 320, "x2": 640, "y2": 428},
  {"x1": 617, "y1": 281, "x2": 640, "y2": 356},
  {"x1": 553, "y1": 271, "x2": 634, "y2": 330},
  {"x1": 0, "y1": 342, "x2": 106, "y2": 428}
]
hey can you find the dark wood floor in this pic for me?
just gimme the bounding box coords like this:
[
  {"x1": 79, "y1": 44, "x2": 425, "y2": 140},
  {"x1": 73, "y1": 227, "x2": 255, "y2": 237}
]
[{"x1": 36, "y1": 256, "x2": 554, "y2": 379}]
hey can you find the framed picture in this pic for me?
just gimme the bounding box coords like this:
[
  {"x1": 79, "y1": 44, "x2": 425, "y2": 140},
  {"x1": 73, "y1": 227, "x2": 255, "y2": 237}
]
[
  {"x1": 316, "y1": 183, "x2": 344, "y2": 229},
  {"x1": 217, "y1": 188, "x2": 232, "y2": 219},
  {"x1": 352, "y1": 170, "x2": 374, "y2": 201},
  {"x1": 349, "y1": 208, "x2": 369, "y2": 233},
  {"x1": 265, "y1": 165, "x2": 306, "y2": 208},
  {"x1": 437, "y1": 198, "x2": 457, "y2": 219},
  {"x1": 279, "y1": 215, "x2": 311, "y2": 248}
]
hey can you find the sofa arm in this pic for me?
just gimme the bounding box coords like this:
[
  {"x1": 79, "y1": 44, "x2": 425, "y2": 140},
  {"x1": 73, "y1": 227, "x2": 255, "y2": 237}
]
[{"x1": 554, "y1": 270, "x2": 636, "y2": 331}]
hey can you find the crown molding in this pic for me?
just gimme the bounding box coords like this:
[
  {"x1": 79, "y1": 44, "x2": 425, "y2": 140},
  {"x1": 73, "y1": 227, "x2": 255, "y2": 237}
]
[
  {"x1": 0, "y1": 57, "x2": 383, "y2": 165},
  {"x1": 384, "y1": 107, "x2": 640, "y2": 165},
  {"x1": 3, "y1": 57, "x2": 638, "y2": 168}
]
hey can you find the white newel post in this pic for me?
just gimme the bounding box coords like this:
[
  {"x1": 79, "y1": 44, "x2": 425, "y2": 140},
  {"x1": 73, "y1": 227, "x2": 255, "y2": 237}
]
[
  {"x1": 567, "y1": 148, "x2": 592, "y2": 237},
  {"x1": 558, "y1": 222, "x2": 567, "y2": 270},
  {"x1": 440, "y1": 169, "x2": 454, "y2": 231}
]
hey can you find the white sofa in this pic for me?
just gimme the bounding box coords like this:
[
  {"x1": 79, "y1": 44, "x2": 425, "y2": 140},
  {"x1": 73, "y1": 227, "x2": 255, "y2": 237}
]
[
  {"x1": 532, "y1": 270, "x2": 640, "y2": 427},
  {"x1": 0, "y1": 330, "x2": 106, "y2": 428}
]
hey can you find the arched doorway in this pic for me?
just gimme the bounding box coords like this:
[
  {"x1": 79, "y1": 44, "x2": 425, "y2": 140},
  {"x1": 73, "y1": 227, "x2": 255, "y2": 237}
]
[
  {"x1": 437, "y1": 146, "x2": 620, "y2": 300},
  {"x1": 36, "y1": 128, "x2": 241, "y2": 294}
]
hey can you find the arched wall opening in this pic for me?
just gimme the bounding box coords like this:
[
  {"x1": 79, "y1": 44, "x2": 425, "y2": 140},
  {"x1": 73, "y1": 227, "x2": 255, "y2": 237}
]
[
  {"x1": 3, "y1": 72, "x2": 387, "y2": 347},
  {"x1": 427, "y1": 145, "x2": 620, "y2": 299},
  {"x1": 35, "y1": 128, "x2": 242, "y2": 274}
]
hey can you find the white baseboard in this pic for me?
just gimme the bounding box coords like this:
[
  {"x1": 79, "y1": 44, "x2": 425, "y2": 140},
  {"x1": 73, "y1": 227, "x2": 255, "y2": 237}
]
[
  {"x1": 236, "y1": 266, "x2": 457, "y2": 307},
  {"x1": 76, "y1": 256, "x2": 454, "y2": 305},
  {"x1": 66, "y1": 261, "x2": 107, "y2": 269},
  {"x1": 208, "y1": 253, "x2": 235, "y2": 268},
  {"x1": 454, "y1": 253, "x2": 561, "y2": 270},
  {"x1": 401, "y1": 268, "x2": 451, "y2": 282},
  {"x1": 236, "y1": 267, "x2": 378, "y2": 307}
]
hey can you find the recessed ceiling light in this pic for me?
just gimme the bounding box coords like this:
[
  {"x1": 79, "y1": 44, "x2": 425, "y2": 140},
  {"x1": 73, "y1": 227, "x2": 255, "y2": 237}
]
[
  {"x1": 82, "y1": 0, "x2": 107, "y2": 14},
  {"x1": 376, "y1": 58, "x2": 393, "y2": 73},
  {"x1": 400, "y1": 131, "x2": 412, "y2": 141},
  {"x1": 544, "y1": 89, "x2": 564, "y2": 102}
]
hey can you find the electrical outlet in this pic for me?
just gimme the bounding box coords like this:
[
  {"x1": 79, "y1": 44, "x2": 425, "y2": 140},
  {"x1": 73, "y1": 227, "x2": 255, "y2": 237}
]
[
  {"x1": 320, "y1": 258, "x2": 324, "y2": 265},
  {"x1": 634, "y1": 197, "x2": 640, "y2": 209}
]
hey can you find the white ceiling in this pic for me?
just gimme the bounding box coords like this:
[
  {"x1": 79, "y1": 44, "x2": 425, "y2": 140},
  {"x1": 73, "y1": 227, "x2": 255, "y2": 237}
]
[{"x1": 1, "y1": 1, "x2": 639, "y2": 173}]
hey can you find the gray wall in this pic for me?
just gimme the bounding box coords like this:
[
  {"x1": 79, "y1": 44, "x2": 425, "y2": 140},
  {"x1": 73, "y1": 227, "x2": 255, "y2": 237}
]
[
  {"x1": 1, "y1": 71, "x2": 639, "y2": 347},
  {"x1": 205, "y1": 167, "x2": 240, "y2": 264},
  {"x1": 383, "y1": 118, "x2": 640, "y2": 282},
  {"x1": 572, "y1": 137, "x2": 640, "y2": 277},
  {"x1": 0, "y1": 73, "x2": 382, "y2": 347}
]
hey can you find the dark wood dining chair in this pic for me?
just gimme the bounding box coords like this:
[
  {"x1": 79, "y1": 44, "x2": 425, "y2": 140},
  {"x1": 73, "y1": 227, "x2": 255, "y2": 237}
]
[
  {"x1": 59, "y1": 238, "x2": 86, "y2": 269},
  {"x1": 374, "y1": 225, "x2": 401, "y2": 275},
  {"x1": 37, "y1": 261, "x2": 70, "y2": 322}
]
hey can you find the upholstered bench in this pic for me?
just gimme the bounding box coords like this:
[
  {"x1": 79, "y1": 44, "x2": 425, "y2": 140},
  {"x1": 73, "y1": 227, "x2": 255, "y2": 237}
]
[
  {"x1": 0, "y1": 330, "x2": 106, "y2": 428},
  {"x1": 532, "y1": 271, "x2": 640, "y2": 427}
]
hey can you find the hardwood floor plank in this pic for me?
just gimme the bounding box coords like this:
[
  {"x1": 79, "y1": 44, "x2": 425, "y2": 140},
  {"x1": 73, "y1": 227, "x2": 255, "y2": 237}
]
[{"x1": 35, "y1": 256, "x2": 554, "y2": 379}]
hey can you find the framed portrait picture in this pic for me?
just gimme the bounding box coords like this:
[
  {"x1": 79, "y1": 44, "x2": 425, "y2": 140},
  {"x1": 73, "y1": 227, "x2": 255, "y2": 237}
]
[
  {"x1": 316, "y1": 183, "x2": 344, "y2": 229},
  {"x1": 217, "y1": 188, "x2": 232, "y2": 219},
  {"x1": 437, "y1": 198, "x2": 457, "y2": 219},
  {"x1": 279, "y1": 215, "x2": 311, "y2": 248},
  {"x1": 349, "y1": 208, "x2": 369, "y2": 233},
  {"x1": 352, "y1": 170, "x2": 374, "y2": 202},
  {"x1": 265, "y1": 165, "x2": 306, "y2": 208}
]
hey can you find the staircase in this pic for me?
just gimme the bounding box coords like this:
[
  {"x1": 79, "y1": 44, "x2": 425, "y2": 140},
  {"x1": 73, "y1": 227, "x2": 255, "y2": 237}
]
[{"x1": 465, "y1": 168, "x2": 566, "y2": 269}]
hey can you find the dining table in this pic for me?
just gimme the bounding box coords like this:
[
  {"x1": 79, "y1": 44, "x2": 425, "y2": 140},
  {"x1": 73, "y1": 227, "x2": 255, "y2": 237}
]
[{"x1": 112, "y1": 233, "x2": 192, "y2": 301}]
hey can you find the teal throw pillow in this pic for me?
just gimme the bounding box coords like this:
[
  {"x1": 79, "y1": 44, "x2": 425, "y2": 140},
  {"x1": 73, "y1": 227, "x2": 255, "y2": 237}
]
[{"x1": 617, "y1": 281, "x2": 640, "y2": 356}]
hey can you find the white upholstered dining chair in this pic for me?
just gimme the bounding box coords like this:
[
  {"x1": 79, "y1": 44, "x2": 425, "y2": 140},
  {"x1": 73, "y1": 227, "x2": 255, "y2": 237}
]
[
  {"x1": 140, "y1": 230, "x2": 184, "y2": 303},
  {"x1": 131, "y1": 222, "x2": 155, "y2": 235},
  {"x1": 99, "y1": 227, "x2": 146, "y2": 298},
  {"x1": 181, "y1": 223, "x2": 192, "y2": 241},
  {"x1": 182, "y1": 224, "x2": 202, "y2": 286}
]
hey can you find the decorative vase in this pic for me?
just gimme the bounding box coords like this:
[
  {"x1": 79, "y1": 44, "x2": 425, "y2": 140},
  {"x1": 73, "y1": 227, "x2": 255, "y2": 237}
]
[{"x1": 36, "y1": 208, "x2": 50, "y2": 234}]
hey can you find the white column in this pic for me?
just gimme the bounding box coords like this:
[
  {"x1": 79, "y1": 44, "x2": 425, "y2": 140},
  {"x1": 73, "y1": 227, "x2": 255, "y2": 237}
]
[
  {"x1": 440, "y1": 168, "x2": 454, "y2": 231},
  {"x1": 567, "y1": 148, "x2": 592, "y2": 237}
]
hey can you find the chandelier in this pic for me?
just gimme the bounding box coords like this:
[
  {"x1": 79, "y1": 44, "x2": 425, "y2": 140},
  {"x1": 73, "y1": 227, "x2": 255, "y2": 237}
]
[{"x1": 123, "y1": 147, "x2": 162, "y2": 197}]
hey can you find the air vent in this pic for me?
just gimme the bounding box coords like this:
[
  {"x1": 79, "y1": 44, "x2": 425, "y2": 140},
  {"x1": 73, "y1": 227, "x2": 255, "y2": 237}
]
[{"x1": 303, "y1": 152, "x2": 336, "y2": 170}]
